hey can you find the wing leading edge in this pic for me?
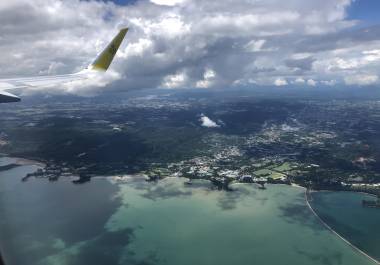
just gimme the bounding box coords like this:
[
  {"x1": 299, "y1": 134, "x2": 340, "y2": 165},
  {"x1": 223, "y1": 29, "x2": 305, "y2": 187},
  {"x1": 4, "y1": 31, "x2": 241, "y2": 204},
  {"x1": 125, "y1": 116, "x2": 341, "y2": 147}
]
[{"x1": 0, "y1": 27, "x2": 128, "y2": 103}]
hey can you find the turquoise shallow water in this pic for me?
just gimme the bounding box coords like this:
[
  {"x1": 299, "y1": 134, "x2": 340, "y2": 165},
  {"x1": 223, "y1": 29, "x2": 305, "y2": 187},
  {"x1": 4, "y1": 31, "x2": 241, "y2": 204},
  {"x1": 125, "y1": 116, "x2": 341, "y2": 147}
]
[
  {"x1": 310, "y1": 191, "x2": 380, "y2": 262},
  {"x1": 0, "y1": 157, "x2": 377, "y2": 265}
]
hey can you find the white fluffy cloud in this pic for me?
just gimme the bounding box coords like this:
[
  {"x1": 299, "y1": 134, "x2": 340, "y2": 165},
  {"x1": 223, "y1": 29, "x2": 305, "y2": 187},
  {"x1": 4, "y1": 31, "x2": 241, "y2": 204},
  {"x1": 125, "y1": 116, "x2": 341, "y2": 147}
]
[
  {"x1": 150, "y1": 0, "x2": 186, "y2": 6},
  {"x1": 294, "y1": 77, "x2": 305, "y2": 84},
  {"x1": 199, "y1": 114, "x2": 220, "y2": 128},
  {"x1": 1, "y1": 0, "x2": 379, "y2": 95},
  {"x1": 307, "y1": 79, "x2": 317, "y2": 86},
  {"x1": 274, "y1": 78, "x2": 288, "y2": 86},
  {"x1": 162, "y1": 72, "x2": 187, "y2": 88}
]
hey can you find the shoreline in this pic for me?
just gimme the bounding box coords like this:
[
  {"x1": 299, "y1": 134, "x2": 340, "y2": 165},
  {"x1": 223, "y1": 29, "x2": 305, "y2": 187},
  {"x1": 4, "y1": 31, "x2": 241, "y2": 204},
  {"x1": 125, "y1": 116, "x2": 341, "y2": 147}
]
[
  {"x1": 15, "y1": 157, "x2": 46, "y2": 167},
  {"x1": 0, "y1": 155, "x2": 46, "y2": 168},
  {"x1": 304, "y1": 189, "x2": 380, "y2": 265}
]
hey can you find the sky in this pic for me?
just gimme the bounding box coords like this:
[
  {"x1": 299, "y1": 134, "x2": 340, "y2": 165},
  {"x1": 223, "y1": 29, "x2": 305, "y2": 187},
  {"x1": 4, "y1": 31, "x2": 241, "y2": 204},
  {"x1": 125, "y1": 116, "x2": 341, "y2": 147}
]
[
  {"x1": 0, "y1": 0, "x2": 380, "y2": 95},
  {"x1": 347, "y1": 0, "x2": 380, "y2": 25}
]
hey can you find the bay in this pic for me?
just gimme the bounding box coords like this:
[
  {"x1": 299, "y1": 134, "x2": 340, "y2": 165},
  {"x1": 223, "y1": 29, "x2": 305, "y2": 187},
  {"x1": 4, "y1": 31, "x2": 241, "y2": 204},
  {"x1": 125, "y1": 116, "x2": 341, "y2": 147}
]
[{"x1": 0, "y1": 157, "x2": 377, "y2": 265}]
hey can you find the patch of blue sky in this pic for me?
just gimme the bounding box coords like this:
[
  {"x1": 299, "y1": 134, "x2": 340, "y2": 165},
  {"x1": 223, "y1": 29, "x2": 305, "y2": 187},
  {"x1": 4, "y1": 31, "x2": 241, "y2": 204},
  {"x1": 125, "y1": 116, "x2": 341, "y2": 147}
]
[
  {"x1": 347, "y1": 0, "x2": 380, "y2": 26},
  {"x1": 106, "y1": 0, "x2": 139, "y2": 6}
]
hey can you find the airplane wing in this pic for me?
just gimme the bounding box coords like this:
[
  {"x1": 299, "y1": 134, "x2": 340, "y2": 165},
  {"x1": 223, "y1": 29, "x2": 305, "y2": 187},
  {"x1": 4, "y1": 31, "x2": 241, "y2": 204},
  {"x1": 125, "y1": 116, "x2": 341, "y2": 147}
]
[
  {"x1": 0, "y1": 90, "x2": 20, "y2": 103},
  {"x1": 0, "y1": 27, "x2": 128, "y2": 103}
]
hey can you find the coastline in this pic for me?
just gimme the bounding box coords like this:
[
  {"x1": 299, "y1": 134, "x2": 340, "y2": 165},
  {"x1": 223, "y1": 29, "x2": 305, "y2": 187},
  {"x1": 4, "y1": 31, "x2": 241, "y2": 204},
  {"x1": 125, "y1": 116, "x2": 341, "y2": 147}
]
[
  {"x1": 15, "y1": 157, "x2": 46, "y2": 167},
  {"x1": 0, "y1": 154, "x2": 46, "y2": 168},
  {"x1": 304, "y1": 189, "x2": 380, "y2": 265}
]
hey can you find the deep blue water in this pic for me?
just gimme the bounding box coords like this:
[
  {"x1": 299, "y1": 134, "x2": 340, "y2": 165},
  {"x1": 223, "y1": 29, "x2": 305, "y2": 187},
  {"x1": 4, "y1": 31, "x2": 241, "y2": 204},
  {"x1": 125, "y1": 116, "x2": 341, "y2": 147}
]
[{"x1": 310, "y1": 191, "x2": 380, "y2": 262}]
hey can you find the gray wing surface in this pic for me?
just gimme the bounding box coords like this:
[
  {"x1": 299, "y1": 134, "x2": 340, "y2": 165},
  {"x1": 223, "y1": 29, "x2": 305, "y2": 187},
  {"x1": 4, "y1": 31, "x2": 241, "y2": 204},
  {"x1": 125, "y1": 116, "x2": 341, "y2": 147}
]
[{"x1": 0, "y1": 90, "x2": 20, "y2": 103}]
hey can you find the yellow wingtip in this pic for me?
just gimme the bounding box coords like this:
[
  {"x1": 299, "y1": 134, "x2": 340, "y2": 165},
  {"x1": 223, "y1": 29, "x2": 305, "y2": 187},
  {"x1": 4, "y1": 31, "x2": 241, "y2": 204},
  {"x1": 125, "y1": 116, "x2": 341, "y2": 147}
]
[{"x1": 90, "y1": 27, "x2": 129, "y2": 71}]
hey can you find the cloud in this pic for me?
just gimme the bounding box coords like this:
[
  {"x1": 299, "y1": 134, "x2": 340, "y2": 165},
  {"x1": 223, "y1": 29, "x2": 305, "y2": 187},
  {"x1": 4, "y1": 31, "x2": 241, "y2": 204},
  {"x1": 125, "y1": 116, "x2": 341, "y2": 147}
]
[
  {"x1": 199, "y1": 114, "x2": 220, "y2": 128},
  {"x1": 320, "y1": 80, "x2": 337, "y2": 86},
  {"x1": 306, "y1": 79, "x2": 317, "y2": 86},
  {"x1": 344, "y1": 74, "x2": 379, "y2": 86},
  {"x1": 162, "y1": 72, "x2": 187, "y2": 88},
  {"x1": 1, "y1": 0, "x2": 380, "y2": 96},
  {"x1": 294, "y1": 77, "x2": 305, "y2": 84},
  {"x1": 285, "y1": 56, "x2": 316, "y2": 71},
  {"x1": 274, "y1": 78, "x2": 288, "y2": 86},
  {"x1": 196, "y1": 68, "x2": 216, "y2": 88},
  {"x1": 150, "y1": 0, "x2": 186, "y2": 6},
  {"x1": 244, "y1": 39, "x2": 267, "y2": 52}
]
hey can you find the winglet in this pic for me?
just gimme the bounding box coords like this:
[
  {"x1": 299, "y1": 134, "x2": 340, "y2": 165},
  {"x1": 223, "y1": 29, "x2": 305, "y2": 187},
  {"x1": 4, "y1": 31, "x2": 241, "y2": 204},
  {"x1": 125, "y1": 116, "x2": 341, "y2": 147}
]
[{"x1": 90, "y1": 27, "x2": 128, "y2": 71}]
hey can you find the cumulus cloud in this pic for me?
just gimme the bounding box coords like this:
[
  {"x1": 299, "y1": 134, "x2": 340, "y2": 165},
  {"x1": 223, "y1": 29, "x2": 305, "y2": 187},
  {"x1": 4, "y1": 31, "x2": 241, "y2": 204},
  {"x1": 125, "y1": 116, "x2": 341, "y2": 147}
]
[
  {"x1": 196, "y1": 68, "x2": 216, "y2": 88},
  {"x1": 199, "y1": 114, "x2": 220, "y2": 128},
  {"x1": 321, "y1": 80, "x2": 337, "y2": 86},
  {"x1": 274, "y1": 78, "x2": 288, "y2": 86},
  {"x1": 294, "y1": 77, "x2": 305, "y2": 84},
  {"x1": 307, "y1": 79, "x2": 317, "y2": 86},
  {"x1": 150, "y1": 0, "x2": 186, "y2": 6},
  {"x1": 1, "y1": 0, "x2": 380, "y2": 96},
  {"x1": 162, "y1": 72, "x2": 187, "y2": 88}
]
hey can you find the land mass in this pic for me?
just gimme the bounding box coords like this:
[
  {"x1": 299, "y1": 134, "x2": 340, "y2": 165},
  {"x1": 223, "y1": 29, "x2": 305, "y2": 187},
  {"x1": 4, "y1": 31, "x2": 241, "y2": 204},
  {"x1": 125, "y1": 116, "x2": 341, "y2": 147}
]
[{"x1": 0, "y1": 89, "x2": 379, "y2": 197}]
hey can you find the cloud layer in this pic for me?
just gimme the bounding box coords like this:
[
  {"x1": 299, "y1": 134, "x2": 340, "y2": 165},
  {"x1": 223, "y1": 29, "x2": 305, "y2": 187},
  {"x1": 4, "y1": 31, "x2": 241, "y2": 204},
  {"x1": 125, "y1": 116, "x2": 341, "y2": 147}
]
[{"x1": 1, "y1": 0, "x2": 380, "y2": 95}]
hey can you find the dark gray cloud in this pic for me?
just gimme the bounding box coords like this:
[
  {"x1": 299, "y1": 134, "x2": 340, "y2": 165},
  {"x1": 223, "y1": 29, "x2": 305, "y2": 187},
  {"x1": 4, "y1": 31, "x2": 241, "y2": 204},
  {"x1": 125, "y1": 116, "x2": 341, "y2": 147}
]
[{"x1": 285, "y1": 56, "x2": 316, "y2": 71}]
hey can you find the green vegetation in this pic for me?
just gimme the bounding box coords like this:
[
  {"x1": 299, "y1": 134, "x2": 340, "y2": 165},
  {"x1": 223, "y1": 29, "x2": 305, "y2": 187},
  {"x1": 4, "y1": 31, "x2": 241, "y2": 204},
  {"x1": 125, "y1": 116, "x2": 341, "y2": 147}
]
[
  {"x1": 273, "y1": 162, "x2": 292, "y2": 172},
  {"x1": 0, "y1": 91, "x2": 379, "y2": 194},
  {"x1": 253, "y1": 169, "x2": 272, "y2": 176}
]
